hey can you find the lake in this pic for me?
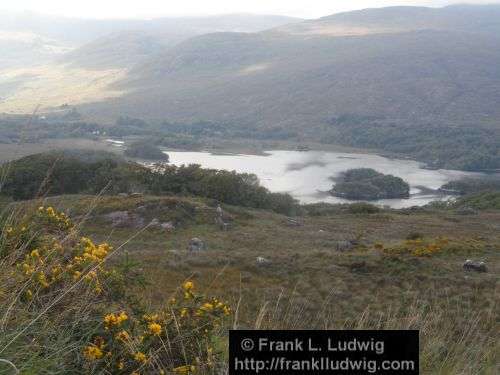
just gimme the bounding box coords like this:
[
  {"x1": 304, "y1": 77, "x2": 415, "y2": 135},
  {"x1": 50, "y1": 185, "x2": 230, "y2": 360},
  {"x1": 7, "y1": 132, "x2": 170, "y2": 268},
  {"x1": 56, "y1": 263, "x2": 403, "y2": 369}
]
[{"x1": 165, "y1": 150, "x2": 484, "y2": 208}]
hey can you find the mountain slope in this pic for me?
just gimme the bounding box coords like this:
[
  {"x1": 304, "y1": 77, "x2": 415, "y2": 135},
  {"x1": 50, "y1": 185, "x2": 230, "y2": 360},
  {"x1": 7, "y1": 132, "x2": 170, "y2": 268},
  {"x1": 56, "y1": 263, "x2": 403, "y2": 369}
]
[
  {"x1": 59, "y1": 31, "x2": 168, "y2": 69},
  {"x1": 76, "y1": 5, "x2": 500, "y2": 170},
  {"x1": 273, "y1": 4, "x2": 500, "y2": 36},
  {"x1": 0, "y1": 13, "x2": 301, "y2": 111},
  {"x1": 86, "y1": 13, "x2": 500, "y2": 127},
  {"x1": 0, "y1": 12, "x2": 301, "y2": 70}
]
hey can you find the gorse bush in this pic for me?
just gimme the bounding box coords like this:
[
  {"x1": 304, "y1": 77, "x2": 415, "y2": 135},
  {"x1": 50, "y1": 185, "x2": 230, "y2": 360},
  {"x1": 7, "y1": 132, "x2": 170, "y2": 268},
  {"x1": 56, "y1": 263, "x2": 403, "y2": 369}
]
[
  {"x1": 83, "y1": 281, "x2": 230, "y2": 374},
  {"x1": 0, "y1": 205, "x2": 119, "y2": 372},
  {"x1": 0, "y1": 205, "x2": 231, "y2": 373},
  {"x1": 6, "y1": 207, "x2": 111, "y2": 297},
  {"x1": 377, "y1": 237, "x2": 485, "y2": 257}
]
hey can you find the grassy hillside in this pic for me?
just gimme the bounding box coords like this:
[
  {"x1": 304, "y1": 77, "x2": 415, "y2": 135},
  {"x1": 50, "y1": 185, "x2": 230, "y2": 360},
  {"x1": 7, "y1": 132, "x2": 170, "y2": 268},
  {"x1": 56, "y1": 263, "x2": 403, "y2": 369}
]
[
  {"x1": 121, "y1": 28, "x2": 500, "y2": 125},
  {"x1": 275, "y1": 4, "x2": 500, "y2": 36},
  {"x1": 0, "y1": 149, "x2": 499, "y2": 372},
  {"x1": 0, "y1": 193, "x2": 498, "y2": 373},
  {"x1": 60, "y1": 31, "x2": 170, "y2": 70}
]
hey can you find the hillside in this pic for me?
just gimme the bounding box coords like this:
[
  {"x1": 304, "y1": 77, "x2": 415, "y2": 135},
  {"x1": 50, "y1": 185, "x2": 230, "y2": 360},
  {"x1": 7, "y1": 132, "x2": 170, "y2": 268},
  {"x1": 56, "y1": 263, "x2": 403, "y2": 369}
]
[
  {"x1": 0, "y1": 13, "x2": 301, "y2": 112},
  {"x1": 60, "y1": 31, "x2": 170, "y2": 69},
  {"x1": 0, "y1": 11, "x2": 300, "y2": 70},
  {"x1": 115, "y1": 28, "x2": 500, "y2": 125},
  {"x1": 1, "y1": 191, "x2": 499, "y2": 372},
  {"x1": 69, "y1": 5, "x2": 499, "y2": 170},
  {"x1": 274, "y1": 4, "x2": 500, "y2": 36}
]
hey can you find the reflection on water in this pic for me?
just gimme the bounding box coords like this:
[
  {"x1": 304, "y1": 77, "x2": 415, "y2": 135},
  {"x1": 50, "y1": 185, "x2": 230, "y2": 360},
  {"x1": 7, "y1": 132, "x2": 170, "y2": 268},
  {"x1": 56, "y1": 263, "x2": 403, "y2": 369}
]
[{"x1": 166, "y1": 150, "x2": 485, "y2": 208}]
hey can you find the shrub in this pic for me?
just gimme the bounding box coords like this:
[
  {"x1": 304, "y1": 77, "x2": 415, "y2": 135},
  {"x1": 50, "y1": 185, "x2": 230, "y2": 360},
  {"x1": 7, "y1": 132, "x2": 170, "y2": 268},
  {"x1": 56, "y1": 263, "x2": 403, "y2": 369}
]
[
  {"x1": 124, "y1": 141, "x2": 169, "y2": 161},
  {"x1": 82, "y1": 281, "x2": 230, "y2": 373},
  {"x1": 347, "y1": 202, "x2": 381, "y2": 214},
  {"x1": 406, "y1": 232, "x2": 424, "y2": 240},
  {"x1": 377, "y1": 237, "x2": 483, "y2": 257},
  {"x1": 1, "y1": 152, "x2": 297, "y2": 215},
  {"x1": 0, "y1": 151, "x2": 140, "y2": 200}
]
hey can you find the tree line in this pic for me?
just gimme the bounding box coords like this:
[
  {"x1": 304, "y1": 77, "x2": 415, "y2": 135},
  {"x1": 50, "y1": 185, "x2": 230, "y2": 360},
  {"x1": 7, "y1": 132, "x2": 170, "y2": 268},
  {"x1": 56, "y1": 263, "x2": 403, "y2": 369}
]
[{"x1": 0, "y1": 151, "x2": 298, "y2": 215}]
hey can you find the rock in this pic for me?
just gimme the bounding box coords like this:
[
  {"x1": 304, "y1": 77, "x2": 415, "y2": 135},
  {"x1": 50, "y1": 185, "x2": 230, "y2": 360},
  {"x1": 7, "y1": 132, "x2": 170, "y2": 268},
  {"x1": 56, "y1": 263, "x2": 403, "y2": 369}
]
[
  {"x1": 463, "y1": 259, "x2": 487, "y2": 272},
  {"x1": 148, "y1": 219, "x2": 175, "y2": 231},
  {"x1": 240, "y1": 272, "x2": 252, "y2": 282},
  {"x1": 130, "y1": 192, "x2": 143, "y2": 198},
  {"x1": 256, "y1": 256, "x2": 271, "y2": 266},
  {"x1": 215, "y1": 216, "x2": 230, "y2": 231},
  {"x1": 335, "y1": 240, "x2": 354, "y2": 252},
  {"x1": 188, "y1": 238, "x2": 206, "y2": 252},
  {"x1": 349, "y1": 261, "x2": 367, "y2": 272},
  {"x1": 149, "y1": 218, "x2": 161, "y2": 228},
  {"x1": 161, "y1": 222, "x2": 175, "y2": 230},
  {"x1": 104, "y1": 211, "x2": 145, "y2": 228},
  {"x1": 286, "y1": 217, "x2": 303, "y2": 227},
  {"x1": 118, "y1": 193, "x2": 128, "y2": 197},
  {"x1": 456, "y1": 207, "x2": 478, "y2": 215}
]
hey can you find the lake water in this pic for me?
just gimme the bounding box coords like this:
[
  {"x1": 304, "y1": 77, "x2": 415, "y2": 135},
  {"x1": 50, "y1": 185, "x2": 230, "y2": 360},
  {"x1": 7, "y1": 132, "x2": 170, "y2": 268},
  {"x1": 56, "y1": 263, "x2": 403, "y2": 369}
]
[{"x1": 165, "y1": 150, "x2": 484, "y2": 208}]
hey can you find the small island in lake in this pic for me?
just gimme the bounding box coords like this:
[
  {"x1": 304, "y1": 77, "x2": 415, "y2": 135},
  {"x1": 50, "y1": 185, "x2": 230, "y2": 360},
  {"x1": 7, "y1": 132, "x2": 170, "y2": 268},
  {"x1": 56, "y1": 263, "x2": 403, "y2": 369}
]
[{"x1": 330, "y1": 168, "x2": 410, "y2": 200}]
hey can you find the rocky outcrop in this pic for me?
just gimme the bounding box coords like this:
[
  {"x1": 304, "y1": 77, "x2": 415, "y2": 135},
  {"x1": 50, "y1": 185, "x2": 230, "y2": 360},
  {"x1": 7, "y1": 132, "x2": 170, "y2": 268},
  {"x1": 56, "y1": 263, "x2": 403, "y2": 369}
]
[
  {"x1": 463, "y1": 259, "x2": 487, "y2": 272},
  {"x1": 188, "y1": 238, "x2": 206, "y2": 252},
  {"x1": 335, "y1": 240, "x2": 355, "y2": 252},
  {"x1": 104, "y1": 211, "x2": 145, "y2": 228}
]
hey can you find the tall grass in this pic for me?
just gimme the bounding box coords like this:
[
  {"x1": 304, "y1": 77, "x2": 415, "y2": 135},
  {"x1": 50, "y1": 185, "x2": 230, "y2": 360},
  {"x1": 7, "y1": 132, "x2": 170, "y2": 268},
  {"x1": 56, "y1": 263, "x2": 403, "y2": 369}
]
[{"x1": 244, "y1": 293, "x2": 499, "y2": 374}]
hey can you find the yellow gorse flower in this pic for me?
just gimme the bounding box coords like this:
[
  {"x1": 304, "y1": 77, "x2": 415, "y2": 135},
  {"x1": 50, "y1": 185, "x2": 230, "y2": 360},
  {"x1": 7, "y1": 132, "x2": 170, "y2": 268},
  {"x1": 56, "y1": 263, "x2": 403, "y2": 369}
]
[
  {"x1": 134, "y1": 351, "x2": 147, "y2": 363},
  {"x1": 173, "y1": 365, "x2": 196, "y2": 375},
  {"x1": 104, "y1": 311, "x2": 128, "y2": 329},
  {"x1": 200, "y1": 302, "x2": 214, "y2": 312},
  {"x1": 83, "y1": 345, "x2": 104, "y2": 361},
  {"x1": 183, "y1": 281, "x2": 194, "y2": 291},
  {"x1": 37, "y1": 206, "x2": 73, "y2": 229},
  {"x1": 81, "y1": 237, "x2": 111, "y2": 262},
  {"x1": 148, "y1": 322, "x2": 162, "y2": 336},
  {"x1": 115, "y1": 330, "x2": 130, "y2": 342},
  {"x1": 143, "y1": 313, "x2": 159, "y2": 322}
]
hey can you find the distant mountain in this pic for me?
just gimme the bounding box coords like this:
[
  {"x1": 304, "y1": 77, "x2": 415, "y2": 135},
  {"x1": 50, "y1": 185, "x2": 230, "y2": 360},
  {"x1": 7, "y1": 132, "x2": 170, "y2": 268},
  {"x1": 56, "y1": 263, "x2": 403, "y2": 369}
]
[
  {"x1": 83, "y1": 5, "x2": 500, "y2": 127},
  {"x1": 0, "y1": 30, "x2": 72, "y2": 69},
  {"x1": 59, "y1": 31, "x2": 168, "y2": 69},
  {"x1": 0, "y1": 11, "x2": 300, "y2": 69},
  {"x1": 0, "y1": 11, "x2": 300, "y2": 45},
  {"x1": 273, "y1": 5, "x2": 500, "y2": 36}
]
